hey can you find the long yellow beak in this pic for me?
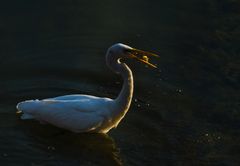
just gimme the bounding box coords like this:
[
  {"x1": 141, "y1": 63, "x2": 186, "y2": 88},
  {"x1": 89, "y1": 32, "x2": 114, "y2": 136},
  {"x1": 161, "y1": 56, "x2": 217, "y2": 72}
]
[{"x1": 127, "y1": 48, "x2": 159, "y2": 68}]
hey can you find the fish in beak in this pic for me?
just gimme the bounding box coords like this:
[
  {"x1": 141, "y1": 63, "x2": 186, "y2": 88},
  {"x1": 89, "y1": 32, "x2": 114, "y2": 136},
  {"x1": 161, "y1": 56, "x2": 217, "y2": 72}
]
[{"x1": 126, "y1": 48, "x2": 159, "y2": 68}]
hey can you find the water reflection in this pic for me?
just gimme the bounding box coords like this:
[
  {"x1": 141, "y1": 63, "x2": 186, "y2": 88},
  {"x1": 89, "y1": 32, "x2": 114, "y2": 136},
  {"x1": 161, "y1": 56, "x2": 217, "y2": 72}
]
[{"x1": 19, "y1": 120, "x2": 122, "y2": 165}]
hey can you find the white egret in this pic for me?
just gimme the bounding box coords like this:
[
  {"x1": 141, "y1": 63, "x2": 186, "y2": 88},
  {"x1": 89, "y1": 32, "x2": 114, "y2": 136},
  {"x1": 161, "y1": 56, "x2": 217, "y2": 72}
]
[{"x1": 16, "y1": 43, "x2": 158, "y2": 133}]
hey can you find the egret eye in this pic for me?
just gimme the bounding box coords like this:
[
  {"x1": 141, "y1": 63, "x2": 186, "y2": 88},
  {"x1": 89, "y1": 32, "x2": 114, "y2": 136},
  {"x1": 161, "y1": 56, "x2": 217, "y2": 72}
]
[{"x1": 123, "y1": 49, "x2": 132, "y2": 54}]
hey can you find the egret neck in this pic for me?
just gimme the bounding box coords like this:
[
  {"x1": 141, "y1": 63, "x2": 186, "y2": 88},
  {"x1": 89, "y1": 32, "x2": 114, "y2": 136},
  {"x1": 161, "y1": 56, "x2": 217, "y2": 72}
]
[
  {"x1": 106, "y1": 51, "x2": 134, "y2": 121},
  {"x1": 115, "y1": 62, "x2": 133, "y2": 114}
]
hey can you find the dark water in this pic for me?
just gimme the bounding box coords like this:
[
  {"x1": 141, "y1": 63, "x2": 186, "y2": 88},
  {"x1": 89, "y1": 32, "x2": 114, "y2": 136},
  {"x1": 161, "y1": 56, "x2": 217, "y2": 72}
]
[{"x1": 0, "y1": 0, "x2": 240, "y2": 165}]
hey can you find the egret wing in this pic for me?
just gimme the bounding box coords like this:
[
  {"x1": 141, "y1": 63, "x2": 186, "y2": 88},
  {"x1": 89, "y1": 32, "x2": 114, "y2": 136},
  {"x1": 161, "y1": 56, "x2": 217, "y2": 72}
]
[
  {"x1": 48, "y1": 94, "x2": 101, "y2": 101},
  {"x1": 17, "y1": 99, "x2": 105, "y2": 132}
]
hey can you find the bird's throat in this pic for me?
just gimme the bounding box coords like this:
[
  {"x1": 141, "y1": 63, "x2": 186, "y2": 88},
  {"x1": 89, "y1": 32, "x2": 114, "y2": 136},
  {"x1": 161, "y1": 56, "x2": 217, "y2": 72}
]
[{"x1": 115, "y1": 63, "x2": 134, "y2": 116}]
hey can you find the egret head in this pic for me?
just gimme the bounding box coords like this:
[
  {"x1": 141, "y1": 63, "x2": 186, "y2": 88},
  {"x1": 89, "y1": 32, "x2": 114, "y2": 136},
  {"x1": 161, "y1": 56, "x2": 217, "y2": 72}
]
[{"x1": 106, "y1": 43, "x2": 159, "y2": 69}]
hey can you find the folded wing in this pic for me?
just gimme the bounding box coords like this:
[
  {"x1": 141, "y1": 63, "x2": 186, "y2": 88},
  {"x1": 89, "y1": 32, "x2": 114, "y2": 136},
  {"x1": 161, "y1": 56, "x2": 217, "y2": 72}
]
[{"x1": 16, "y1": 98, "x2": 106, "y2": 133}]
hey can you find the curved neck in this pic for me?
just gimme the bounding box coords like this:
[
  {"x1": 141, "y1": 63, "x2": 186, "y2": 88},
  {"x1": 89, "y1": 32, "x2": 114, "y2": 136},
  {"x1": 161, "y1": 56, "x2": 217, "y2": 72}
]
[
  {"x1": 106, "y1": 54, "x2": 133, "y2": 115},
  {"x1": 115, "y1": 62, "x2": 133, "y2": 112}
]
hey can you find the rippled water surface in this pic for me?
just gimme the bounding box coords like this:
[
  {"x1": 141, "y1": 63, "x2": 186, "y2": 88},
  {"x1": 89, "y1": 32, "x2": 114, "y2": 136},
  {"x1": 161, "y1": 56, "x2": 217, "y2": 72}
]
[{"x1": 0, "y1": 0, "x2": 240, "y2": 165}]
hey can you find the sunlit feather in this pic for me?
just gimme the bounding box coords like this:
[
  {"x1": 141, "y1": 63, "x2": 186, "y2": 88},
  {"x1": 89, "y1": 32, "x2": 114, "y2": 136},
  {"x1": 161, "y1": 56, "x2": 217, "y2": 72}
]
[{"x1": 16, "y1": 43, "x2": 158, "y2": 133}]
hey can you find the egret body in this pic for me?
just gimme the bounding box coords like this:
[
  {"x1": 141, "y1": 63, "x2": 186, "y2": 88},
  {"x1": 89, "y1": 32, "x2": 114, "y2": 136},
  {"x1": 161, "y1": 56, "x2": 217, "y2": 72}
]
[{"x1": 16, "y1": 43, "x2": 158, "y2": 133}]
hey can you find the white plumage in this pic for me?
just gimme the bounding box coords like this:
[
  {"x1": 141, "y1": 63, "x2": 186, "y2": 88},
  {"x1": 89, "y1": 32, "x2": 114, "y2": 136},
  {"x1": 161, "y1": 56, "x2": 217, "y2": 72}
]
[{"x1": 16, "y1": 43, "x2": 158, "y2": 133}]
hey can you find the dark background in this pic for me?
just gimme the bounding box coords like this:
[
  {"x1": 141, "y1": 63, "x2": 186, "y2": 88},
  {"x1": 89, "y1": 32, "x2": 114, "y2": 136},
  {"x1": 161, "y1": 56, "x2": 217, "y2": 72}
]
[{"x1": 0, "y1": 0, "x2": 239, "y2": 165}]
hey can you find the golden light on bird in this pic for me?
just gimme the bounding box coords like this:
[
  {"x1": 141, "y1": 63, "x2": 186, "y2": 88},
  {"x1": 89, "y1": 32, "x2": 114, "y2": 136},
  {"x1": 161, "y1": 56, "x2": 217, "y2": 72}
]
[
  {"x1": 16, "y1": 43, "x2": 159, "y2": 134},
  {"x1": 126, "y1": 48, "x2": 159, "y2": 68}
]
